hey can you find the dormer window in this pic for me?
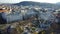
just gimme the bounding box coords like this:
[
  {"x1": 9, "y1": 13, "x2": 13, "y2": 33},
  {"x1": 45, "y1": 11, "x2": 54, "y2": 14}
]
[{"x1": 2, "y1": 8, "x2": 6, "y2": 10}]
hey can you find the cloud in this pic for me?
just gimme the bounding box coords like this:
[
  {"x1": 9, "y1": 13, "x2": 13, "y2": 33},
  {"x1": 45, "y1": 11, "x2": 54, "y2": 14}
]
[{"x1": 0, "y1": 0, "x2": 20, "y2": 3}]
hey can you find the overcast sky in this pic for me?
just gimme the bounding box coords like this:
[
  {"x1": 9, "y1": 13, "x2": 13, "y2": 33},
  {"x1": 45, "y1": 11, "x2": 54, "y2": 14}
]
[{"x1": 0, "y1": 0, "x2": 60, "y2": 3}]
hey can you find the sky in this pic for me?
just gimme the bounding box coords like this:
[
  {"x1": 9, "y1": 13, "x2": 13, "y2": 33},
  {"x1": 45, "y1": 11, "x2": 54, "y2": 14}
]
[{"x1": 0, "y1": 0, "x2": 60, "y2": 4}]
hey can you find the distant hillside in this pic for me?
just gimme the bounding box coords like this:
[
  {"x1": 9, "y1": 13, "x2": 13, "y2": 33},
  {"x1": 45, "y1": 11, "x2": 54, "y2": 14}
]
[
  {"x1": 14, "y1": 1, "x2": 60, "y2": 9},
  {"x1": 14, "y1": 1, "x2": 54, "y2": 8},
  {"x1": 0, "y1": 1, "x2": 60, "y2": 9}
]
